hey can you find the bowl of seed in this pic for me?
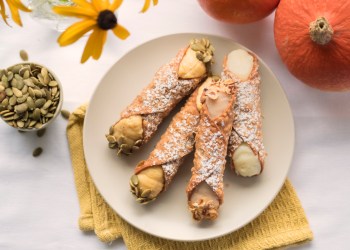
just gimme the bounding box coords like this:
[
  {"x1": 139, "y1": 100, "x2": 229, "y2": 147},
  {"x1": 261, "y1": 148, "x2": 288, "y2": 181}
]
[{"x1": 0, "y1": 62, "x2": 63, "y2": 131}]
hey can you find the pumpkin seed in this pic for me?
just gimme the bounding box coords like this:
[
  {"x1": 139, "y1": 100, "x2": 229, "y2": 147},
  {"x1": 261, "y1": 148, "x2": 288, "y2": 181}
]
[
  {"x1": 30, "y1": 77, "x2": 39, "y2": 85},
  {"x1": 191, "y1": 43, "x2": 206, "y2": 51},
  {"x1": 3, "y1": 116, "x2": 14, "y2": 121},
  {"x1": 0, "y1": 109, "x2": 9, "y2": 115},
  {"x1": 32, "y1": 147, "x2": 43, "y2": 157},
  {"x1": 26, "y1": 96, "x2": 35, "y2": 110},
  {"x1": 48, "y1": 81, "x2": 58, "y2": 87},
  {"x1": 36, "y1": 128, "x2": 46, "y2": 137},
  {"x1": 12, "y1": 87, "x2": 22, "y2": 98},
  {"x1": 141, "y1": 189, "x2": 151, "y2": 198},
  {"x1": 7, "y1": 72, "x2": 13, "y2": 81},
  {"x1": 17, "y1": 79, "x2": 24, "y2": 90},
  {"x1": 9, "y1": 96, "x2": 17, "y2": 106},
  {"x1": 61, "y1": 109, "x2": 70, "y2": 119},
  {"x1": 35, "y1": 98, "x2": 45, "y2": 108},
  {"x1": 21, "y1": 85, "x2": 28, "y2": 94},
  {"x1": 34, "y1": 123, "x2": 42, "y2": 129},
  {"x1": 1, "y1": 63, "x2": 61, "y2": 130},
  {"x1": 16, "y1": 94, "x2": 28, "y2": 104},
  {"x1": 23, "y1": 70, "x2": 30, "y2": 79},
  {"x1": 34, "y1": 89, "x2": 43, "y2": 98},
  {"x1": 43, "y1": 74, "x2": 50, "y2": 85},
  {"x1": 42, "y1": 100, "x2": 52, "y2": 109},
  {"x1": 40, "y1": 108, "x2": 48, "y2": 115},
  {"x1": 17, "y1": 120, "x2": 24, "y2": 128},
  {"x1": 131, "y1": 175, "x2": 139, "y2": 186},
  {"x1": 109, "y1": 126, "x2": 114, "y2": 135},
  {"x1": 203, "y1": 55, "x2": 212, "y2": 63},
  {"x1": 0, "y1": 91, "x2": 6, "y2": 102},
  {"x1": 32, "y1": 108, "x2": 41, "y2": 121},
  {"x1": 2, "y1": 111, "x2": 14, "y2": 117},
  {"x1": 15, "y1": 103, "x2": 28, "y2": 114},
  {"x1": 20, "y1": 50, "x2": 29, "y2": 61},
  {"x1": 24, "y1": 78, "x2": 35, "y2": 87},
  {"x1": 28, "y1": 120, "x2": 37, "y2": 127},
  {"x1": 106, "y1": 135, "x2": 117, "y2": 143},
  {"x1": 5, "y1": 88, "x2": 13, "y2": 96}
]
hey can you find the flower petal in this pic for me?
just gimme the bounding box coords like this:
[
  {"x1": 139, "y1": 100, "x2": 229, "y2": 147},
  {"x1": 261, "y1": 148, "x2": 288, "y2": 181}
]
[
  {"x1": 140, "y1": 0, "x2": 151, "y2": 13},
  {"x1": 7, "y1": 0, "x2": 22, "y2": 26},
  {"x1": 0, "y1": 0, "x2": 10, "y2": 26},
  {"x1": 110, "y1": 0, "x2": 122, "y2": 11},
  {"x1": 112, "y1": 24, "x2": 130, "y2": 40},
  {"x1": 53, "y1": 6, "x2": 97, "y2": 19},
  {"x1": 8, "y1": 0, "x2": 30, "y2": 12},
  {"x1": 92, "y1": 29, "x2": 107, "y2": 60},
  {"x1": 81, "y1": 28, "x2": 100, "y2": 63},
  {"x1": 91, "y1": 0, "x2": 109, "y2": 11},
  {"x1": 58, "y1": 19, "x2": 96, "y2": 46}
]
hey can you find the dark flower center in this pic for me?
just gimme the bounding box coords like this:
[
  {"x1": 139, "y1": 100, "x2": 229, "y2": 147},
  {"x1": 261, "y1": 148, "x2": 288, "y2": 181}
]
[{"x1": 97, "y1": 10, "x2": 117, "y2": 30}]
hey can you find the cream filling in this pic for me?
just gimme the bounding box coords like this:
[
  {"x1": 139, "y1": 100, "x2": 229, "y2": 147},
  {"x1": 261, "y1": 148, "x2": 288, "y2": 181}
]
[
  {"x1": 232, "y1": 143, "x2": 261, "y2": 177},
  {"x1": 196, "y1": 77, "x2": 214, "y2": 111},
  {"x1": 190, "y1": 182, "x2": 219, "y2": 208},
  {"x1": 206, "y1": 91, "x2": 231, "y2": 119},
  {"x1": 113, "y1": 115, "x2": 143, "y2": 146},
  {"x1": 137, "y1": 166, "x2": 164, "y2": 199},
  {"x1": 178, "y1": 48, "x2": 206, "y2": 79},
  {"x1": 227, "y1": 49, "x2": 254, "y2": 81}
]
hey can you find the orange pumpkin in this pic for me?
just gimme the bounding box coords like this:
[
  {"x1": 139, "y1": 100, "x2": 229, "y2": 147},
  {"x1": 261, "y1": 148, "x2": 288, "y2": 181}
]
[
  {"x1": 274, "y1": 0, "x2": 350, "y2": 91},
  {"x1": 197, "y1": 0, "x2": 280, "y2": 24}
]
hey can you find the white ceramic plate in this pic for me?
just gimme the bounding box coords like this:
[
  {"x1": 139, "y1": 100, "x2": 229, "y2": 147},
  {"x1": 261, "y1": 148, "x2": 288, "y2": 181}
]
[{"x1": 83, "y1": 33, "x2": 294, "y2": 241}]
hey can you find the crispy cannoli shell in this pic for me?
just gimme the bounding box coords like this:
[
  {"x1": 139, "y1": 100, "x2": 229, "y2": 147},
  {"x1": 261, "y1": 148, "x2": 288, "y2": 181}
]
[
  {"x1": 186, "y1": 83, "x2": 235, "y2": 204},
  {"x1": 120, "y1": 47, "x2": 205, "y2": 145},
  {"x1": 135, "y1": 86, "x2": 201, "y2": 190},
  {"x1": 222, "y1": 52, "x2": 266, "y2": 169}
]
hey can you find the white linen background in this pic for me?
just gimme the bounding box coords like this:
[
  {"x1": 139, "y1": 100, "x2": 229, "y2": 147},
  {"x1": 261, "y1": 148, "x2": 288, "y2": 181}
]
[{"x1": 1, "y1": 1, "x2": 350, "y2": 249}]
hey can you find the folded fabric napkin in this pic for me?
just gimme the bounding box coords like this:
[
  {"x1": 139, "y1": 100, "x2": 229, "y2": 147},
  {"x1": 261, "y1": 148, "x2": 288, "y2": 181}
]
[{"x1": 66, "y1": 104, "x2": 313, "y2": 250}]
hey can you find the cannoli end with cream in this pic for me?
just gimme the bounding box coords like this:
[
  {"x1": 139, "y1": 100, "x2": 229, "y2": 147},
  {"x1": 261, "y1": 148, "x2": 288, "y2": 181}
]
[
  {"x1": 130, "y1": 78, "x2": 215, "y2": 204},
  {"x1": 107, "y1": 39, "x2": 214, "y2": 156},
  {"x1": 225, "y1": 49, "x2": 264, "y2": 177},
  {"x1": 188, "y1": 79, "x2": 235, "y2": 221}
]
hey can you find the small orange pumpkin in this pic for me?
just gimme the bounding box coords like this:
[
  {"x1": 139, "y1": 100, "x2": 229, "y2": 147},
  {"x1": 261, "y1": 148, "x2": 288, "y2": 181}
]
[
  {"x1": 197, "y1": 0, "x2": 280, "y2": 24},
  {"x1": 274, "y1": 0, "x2": 350, "y2": 91}
]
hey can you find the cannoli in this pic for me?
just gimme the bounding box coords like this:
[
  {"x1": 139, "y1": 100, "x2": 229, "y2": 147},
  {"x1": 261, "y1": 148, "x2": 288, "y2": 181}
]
[
  {"x1": 106, "y1": 39, "x2": 215, "y2": 155},
  {"x1": 129, "y1": 77, "x2": 215, "y2": 204},
  {"x1": 222, "y1": 49, "x2": 266, "y2": 177},
  {"x1": 187, "y1": 79, "x2": 235, "y2": 221}
]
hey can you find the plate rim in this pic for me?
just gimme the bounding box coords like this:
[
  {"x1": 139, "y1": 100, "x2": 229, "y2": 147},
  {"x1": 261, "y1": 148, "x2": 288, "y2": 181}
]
[{"x1": 83, "y1": 32, "x2": 295, "y2": 242}]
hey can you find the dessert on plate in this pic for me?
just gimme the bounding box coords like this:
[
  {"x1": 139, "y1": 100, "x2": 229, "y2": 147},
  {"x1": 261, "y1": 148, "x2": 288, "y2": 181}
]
[
  {"x1": 106, "y1": 39, "x2": 214, "y2": 155},
  {"x1": 222, "y1": 49, "x2": 266, "y2": 177},
  {"x1": 130, "y1": 77, "x2": 215, "y2": 204},
  {"x1": 187, "y1": 78, "x2": 236, "y2": 221}
]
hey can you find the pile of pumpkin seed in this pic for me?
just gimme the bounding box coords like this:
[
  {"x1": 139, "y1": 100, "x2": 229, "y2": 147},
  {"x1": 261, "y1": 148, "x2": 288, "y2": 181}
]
[
  {"x1": 190, "y1": 38, "x2": 215, "y2": 64},
  {"x1": 0, "y1": 63, "x2": 61, "y2": 130}
]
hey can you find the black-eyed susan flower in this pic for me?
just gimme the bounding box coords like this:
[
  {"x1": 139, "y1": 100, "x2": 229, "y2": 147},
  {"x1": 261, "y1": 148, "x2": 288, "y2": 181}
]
[
  {"x1": 0, "y1": 0, "x2": 31, "y2": 26},
  {"x1": 53, "y1": 0, "x2": 130, "y2": 63},
  {"x1": 141, "y1": 0, "x2": 158, "y2": 13}
]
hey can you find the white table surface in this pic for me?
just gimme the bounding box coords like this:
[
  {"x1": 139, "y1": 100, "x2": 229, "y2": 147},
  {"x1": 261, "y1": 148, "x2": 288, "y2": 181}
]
[{"x1": 1, "y1": 1, "x2": 350, "y2": 249}]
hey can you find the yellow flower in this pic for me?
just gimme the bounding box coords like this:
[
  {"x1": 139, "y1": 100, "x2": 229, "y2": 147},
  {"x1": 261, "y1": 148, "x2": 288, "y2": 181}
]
[
  {"x1": 141, "y1": 0, "x2": 158, "y2": 13},
  {"x1": 53, "y1": 0, "x2": 130, "y2": 63},
  {"x1": 0, "y1": 0, "x2": 31, "y2": 26}
]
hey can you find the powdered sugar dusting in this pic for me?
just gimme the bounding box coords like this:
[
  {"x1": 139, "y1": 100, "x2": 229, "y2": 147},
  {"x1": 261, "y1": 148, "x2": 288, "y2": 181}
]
[
  {"x1": 222, "y1": 60, "x2": 266, "y2": 163},
  {"x1": 195, "y1": 118, "x2": 226, "y2": 193},
  {"x1": 120, "y1": 48, "x2": 202, "y2": 146},
  {"x1": 137, "y1": 89, "x2": 201, "y2": 189}
]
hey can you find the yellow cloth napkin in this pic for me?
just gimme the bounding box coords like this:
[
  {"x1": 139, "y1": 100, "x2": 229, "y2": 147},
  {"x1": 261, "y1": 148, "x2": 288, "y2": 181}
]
[{"x1": 66, "y1": 104, "x2": 313, "y2": 250}]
